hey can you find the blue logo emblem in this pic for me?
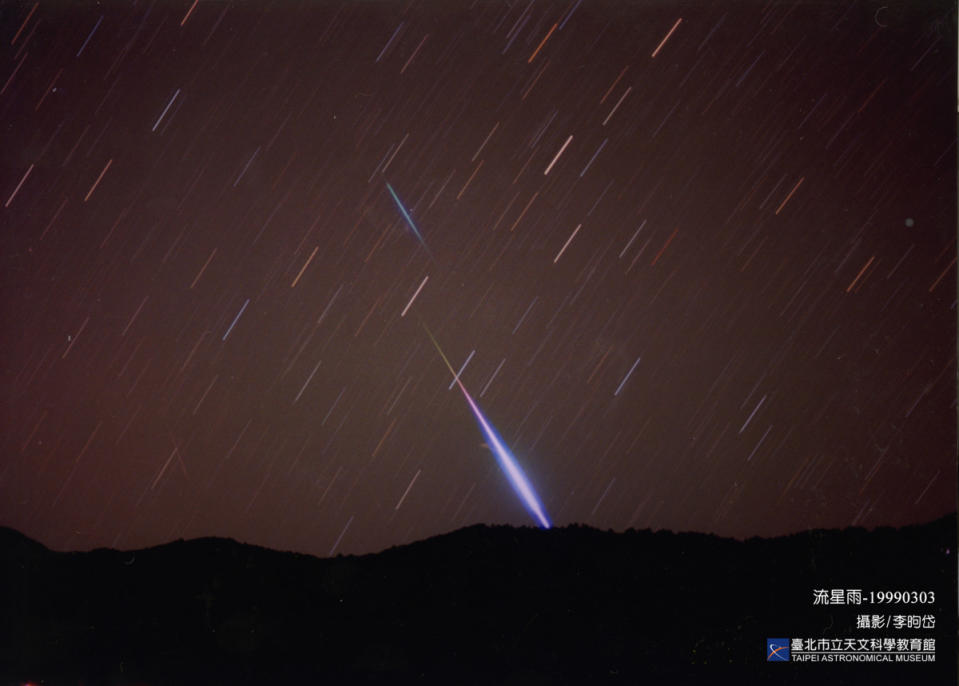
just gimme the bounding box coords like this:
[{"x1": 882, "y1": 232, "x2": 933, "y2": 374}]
[{"x1": 767, "y1": 638, "x2": 790, "y2": 661}]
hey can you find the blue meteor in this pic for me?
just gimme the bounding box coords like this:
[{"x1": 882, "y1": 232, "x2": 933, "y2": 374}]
[
  {"x1": 386, "y1": 182, "x2": 431, "y2": 255},
  {"x1": 423, "y1": 324, "x2": 552, "y2": 529}
]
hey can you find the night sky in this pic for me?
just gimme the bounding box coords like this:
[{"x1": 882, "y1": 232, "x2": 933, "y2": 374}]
[{"x1": 1, "y1": 0, "x2": 955, "y2": 558}]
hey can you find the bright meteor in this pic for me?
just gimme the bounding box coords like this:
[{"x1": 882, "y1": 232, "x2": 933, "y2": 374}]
[
  {"x1": 423, "y1": 324, "x2": 552, "y2": 529},
  {"x1": 385, "y1": 182, "x2": 431, "y2": 255}
]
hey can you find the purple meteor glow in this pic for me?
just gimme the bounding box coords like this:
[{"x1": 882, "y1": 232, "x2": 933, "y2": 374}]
[
  {"x1": 458, "y1": 381, "x2": 553, "y2": 529},
  {"x1": 423, "y1": 324, "x2": 552, "y2": 529}
]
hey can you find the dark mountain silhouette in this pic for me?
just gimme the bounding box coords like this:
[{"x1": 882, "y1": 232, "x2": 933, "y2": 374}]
[{"x1": 1, "y1": 517, "x2": 955, "y2": 685}]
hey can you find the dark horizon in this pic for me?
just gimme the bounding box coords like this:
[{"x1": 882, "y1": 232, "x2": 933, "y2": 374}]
[
  {"x1": 1, "y1": 0, "x2": 956, "y2": 558},
  {"x1": 2, "y1": 503, "x2": 956, "y2": 561},
  {"x1": 3, "y1": 514, "x2": 956, "y2": 684}
]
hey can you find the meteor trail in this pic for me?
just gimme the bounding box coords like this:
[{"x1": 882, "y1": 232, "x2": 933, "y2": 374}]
[
  {"x1": 423, "y1": 323, "x2": 552, "y2": 529},
  {"x1": 386, "y1": 182, "x2": 432, "y2": 256}
]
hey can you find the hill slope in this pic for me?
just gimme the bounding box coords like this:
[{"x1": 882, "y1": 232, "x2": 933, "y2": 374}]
[{"x1": 1, "y1": 517, "x2": 955, "y2": 685}]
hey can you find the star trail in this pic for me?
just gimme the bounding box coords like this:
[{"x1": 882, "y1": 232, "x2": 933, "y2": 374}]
[{"x1": 0, "y1": 0, "x2": 955, "y2": 557}]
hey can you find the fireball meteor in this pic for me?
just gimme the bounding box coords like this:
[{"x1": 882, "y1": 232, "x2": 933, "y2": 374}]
[{"x1": 423, "y1": 323, "x2": 552, "y2": 529}]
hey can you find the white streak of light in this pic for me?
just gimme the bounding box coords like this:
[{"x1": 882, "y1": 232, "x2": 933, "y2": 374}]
[
  {"x1": 739, "y1": 394, "x2": 766, "y2": 434},
  {"x1": 448, "y1": 350, "x2": 476, "y2": 390},
  {"x1": 472, "y1": 122, "x2": 499, "y2": 162},
  {"x1": 480, "y1": 358, "x2": 506, "y2": 398},
  {"x1": 602, "y1": 87, "x2": 631, "y2": 126},
  {"x1": 5, "y1": 164, "x2": 33, "y2": 207},
  {"x1": 590, "y1": 477, "x2": 616, "y2": 516},
  {"x1": 619, "y1": 220, "x2": 646, "y2": 258},
  {"x1": 222, "y1": 298, "x2": 250, "y2": 341},
  {"x1": 401, "y1": 275, "x2": 429, "y2": 317},
  {"x1": 152, "y1": 89, "x2": 180, "y2": 132},
  {"x1": 554, "y1": 224, "x2": 581, "y2": 263},
  {"x1": 543, "y1": 135, "x2": 573, "y2": 175},
  {"x1": 329, "y1": 515, "x2": 353, "y2": 556},
  {"x1": 746, "y1": 425, "x2": 773, "y2": 462},
  {"x1": 318, "y1": 284, "x2": 343, "y2": 324},
  {"x1": 613, "y1": 356, "x2": 641, "y2": 396},
  {"x1": 394, "y1": 469, "x2": 421, "y2": 510},
  {"x1": 293, "y1": 358, "x2": 322, "y2": 404},
  {"x1": 651, "y1": 18, "x2": 682, "y2": 58}
]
